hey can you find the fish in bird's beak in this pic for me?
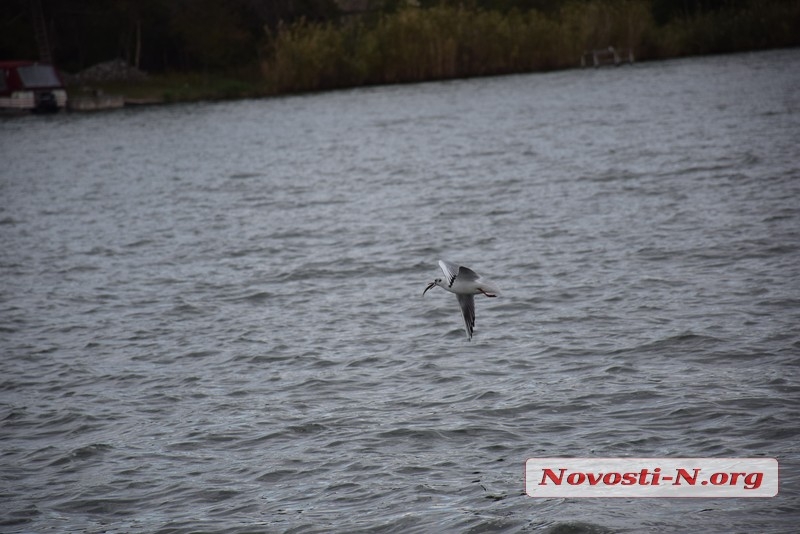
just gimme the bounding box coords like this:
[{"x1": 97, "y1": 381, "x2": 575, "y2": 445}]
[{"x1": 423, "y1": 281, "x2": 436, "y2": 296}]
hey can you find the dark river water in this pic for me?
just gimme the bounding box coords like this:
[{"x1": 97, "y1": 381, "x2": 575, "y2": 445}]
[{"x1": 2, "y1": 48, "x2": 799, "y2": 533}]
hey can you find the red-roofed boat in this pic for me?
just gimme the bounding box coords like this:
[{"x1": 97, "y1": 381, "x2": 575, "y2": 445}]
[{"x1": 0, "y1": 61, "x2": 67, "y2": 113}]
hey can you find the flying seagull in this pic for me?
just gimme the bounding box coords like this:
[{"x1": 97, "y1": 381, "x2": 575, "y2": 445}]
[{"x1": 423, "y1": 260, "x2": 500, "y2": 340}]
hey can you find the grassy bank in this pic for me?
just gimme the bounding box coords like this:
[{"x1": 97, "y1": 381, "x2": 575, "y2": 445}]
[
  {"x1": 67, "y1": 71, "x2": 264, "y2": 105},
  {"x1": 67, "y1": 0, "x2": 800, "y2": 104},
  {"x1": 262, "y1": 0, "x2": 800, "y2": 94}
]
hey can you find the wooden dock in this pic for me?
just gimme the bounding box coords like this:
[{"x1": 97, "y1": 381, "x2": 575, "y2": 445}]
[{"x1": 581, "y1": 47, "x2": 635, "y2": 68}]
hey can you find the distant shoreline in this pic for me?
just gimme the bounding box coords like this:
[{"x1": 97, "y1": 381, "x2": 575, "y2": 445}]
[{"x1": 62, "y1": 46, "x2": 798, "y2": 112}]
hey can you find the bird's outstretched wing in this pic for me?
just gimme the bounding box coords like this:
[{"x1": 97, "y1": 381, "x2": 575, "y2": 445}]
[
  {"x1": 438, "y1": 260, "x2": 460, "y2": 288},
  {"x1": 456, "y1": 293, "x2": 475, "y2": 340},
  {"x1": 439, "y1": 259, "x2": 484, "y2": 289},
  {"x1": 439, "y1": 260, "x2": 480, "y2": 287},
  {"x1": 457, "y1": 265, "x2": 480, "y2": 281}
]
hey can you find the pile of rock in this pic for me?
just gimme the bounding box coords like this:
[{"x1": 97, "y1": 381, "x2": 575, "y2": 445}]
[{"x1": 71, "y1": 59, "x2": 148, "y2": 83}]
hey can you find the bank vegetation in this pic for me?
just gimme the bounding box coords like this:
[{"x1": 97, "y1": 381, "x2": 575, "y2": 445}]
[
  {"x1": 4, "y1": 0, "x2": 798, "y2": 101},
  {"x1": 262, "y1": 0, "x2": 800, "y2": 93}
]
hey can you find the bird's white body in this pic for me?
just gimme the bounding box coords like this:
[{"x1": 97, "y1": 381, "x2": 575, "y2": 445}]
[
  {"x1": 423, "y1": 260, "x2": 499, "y2": 340},
  {"x1": 433, "y1": 277, "x2": 494, "y2": 296}
]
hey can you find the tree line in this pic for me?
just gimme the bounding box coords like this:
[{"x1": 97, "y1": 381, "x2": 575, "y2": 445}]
[
  {"x1": 2, "y1": 0, "x2": 798, "y2": 91},
  {"x1": 3, "y1": 0, "x2": 341, "y2": 72}
]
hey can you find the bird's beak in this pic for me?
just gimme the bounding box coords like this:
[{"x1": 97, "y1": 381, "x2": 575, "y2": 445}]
[{"x1": 423, "y1": 281, "x2": 435, "y2": 296}]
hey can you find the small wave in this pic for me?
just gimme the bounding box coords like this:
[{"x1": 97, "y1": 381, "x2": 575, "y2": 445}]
[
  {"x1": 548, "y1": 521, "x2": 615, "y2": 534},
  {"x1": 83, "y1": 246, "x2": 117, "y2": 257},
  {"x1": 58, "y1": 264, "x2": 101, "y2": 274},
  {"x1": 48, "y1": 443, "x2": 112, "y2": 467},
  {"x1": 228, "y1": 290, "x2": 273, "y2": 303},
  {"x1": 620, "y1": 332, "x2": 724, "y2": 355},
  {"x1": 123, "y1": 238, "x2": 154, "y2": 248},
  {"x1": 286, "y1": 422, "x2": 329, "y2": 435},
  {"x1": 228, "y1": 172, "x2": 262, "y2": 179}
]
